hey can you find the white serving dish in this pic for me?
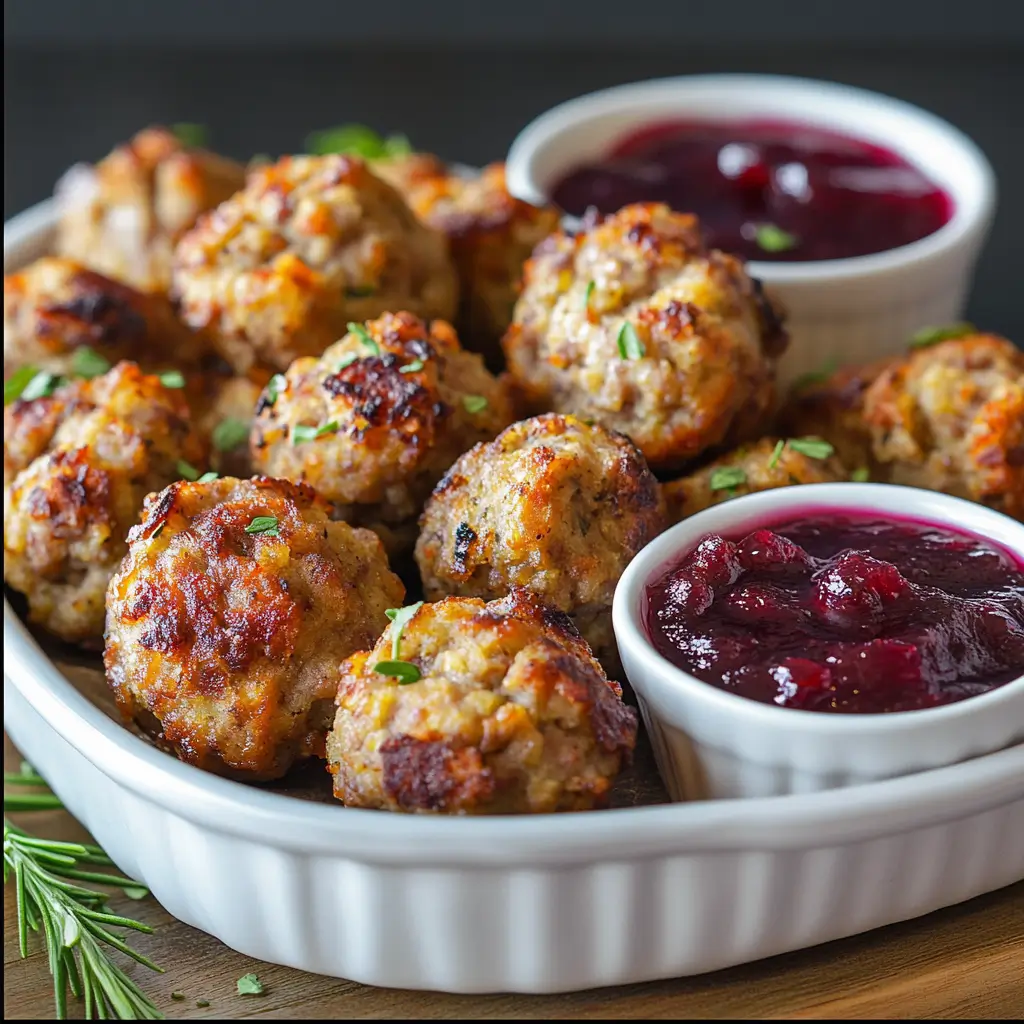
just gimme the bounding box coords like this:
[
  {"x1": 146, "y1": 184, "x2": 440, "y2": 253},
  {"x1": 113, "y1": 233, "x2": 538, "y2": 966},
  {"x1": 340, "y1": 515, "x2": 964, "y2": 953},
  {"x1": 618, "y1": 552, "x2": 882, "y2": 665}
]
[
  {"x1": 613, "y1": 483, "x2": 1024, "y2": 800},
  {"x1": 506, "y1": 74, "x2": 997, "y2": 385},
  {"x1": 5, "y1": 202, "x2": 1024, "y2": 996}
]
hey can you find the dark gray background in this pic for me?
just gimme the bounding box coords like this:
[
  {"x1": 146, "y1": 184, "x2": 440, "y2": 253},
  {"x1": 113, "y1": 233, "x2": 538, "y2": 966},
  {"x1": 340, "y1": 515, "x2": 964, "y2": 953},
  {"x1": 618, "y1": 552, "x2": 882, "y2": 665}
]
[{"x1": 5, "y1": 1, "x2": 1023, "y2": 339}]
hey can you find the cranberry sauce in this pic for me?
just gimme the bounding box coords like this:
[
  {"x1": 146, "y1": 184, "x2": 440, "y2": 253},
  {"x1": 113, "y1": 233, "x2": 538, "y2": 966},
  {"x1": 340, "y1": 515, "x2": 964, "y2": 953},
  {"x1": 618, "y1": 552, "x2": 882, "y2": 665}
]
[
  {"x1": 644, "y1": 513, "x2": 1024, "y2": 713},
  {"x1": 551, "y1": 119, "x2": 952, "y2": 262}
]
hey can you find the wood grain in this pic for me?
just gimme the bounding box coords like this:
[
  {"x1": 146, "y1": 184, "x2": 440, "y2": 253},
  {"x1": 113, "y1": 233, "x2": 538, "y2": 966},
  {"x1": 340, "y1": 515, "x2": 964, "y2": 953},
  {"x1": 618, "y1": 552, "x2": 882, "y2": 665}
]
[{"x1": 4, "y1": 733, "x2": 1023, "y2": 1020}]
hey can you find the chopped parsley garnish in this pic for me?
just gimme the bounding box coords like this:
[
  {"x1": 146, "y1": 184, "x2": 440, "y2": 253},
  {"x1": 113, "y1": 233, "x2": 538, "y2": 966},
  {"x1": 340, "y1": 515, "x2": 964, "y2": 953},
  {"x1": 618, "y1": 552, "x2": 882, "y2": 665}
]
[
  {"x1": 172, "y1": 122, "x2": 207, "y2": 148},
  {"x1": 786, "y1": 437, "x2": 835, "y2": 460},
  {"x1": 385, "y1": 601, "x2": 423, "y2": 660},
  {"x1": 245, "y1": 516, "x2": 280, "y2": 537},
  {"x1": 265, "y1": 374, "x2": 288, "y2": 406},
  {"x1": 335, "y1": 352, "x2": 359, "y2": 371},
  {"x1": 768, "y1": 439, "x2": 786, "y2": 470},
  {"x1": 177, "y1": 460, "x2": 200, "y2": 481},
  {"x1": 212, "y1": 417, "x2": 250, "y2": 451},
  {"x1": 5, "y1": 365, "x2": 44, "y2": 404},
  {"x1": 616, "y1": 321, "x2": 645, "y2": 360},
  {"x1": 71, "y1": 346, "x2": 111, "y2": 379},
  {"x1": 399, "y1": 358, "x2": 425, "y2": 374},
  {"x1": 347, "y1": 321, "x2": 380, "y2": 354},
  {"x1": 197, "y1": 471, "x2": 219, "y2": 483},
  {"x1": 196, "y1": 1000, "x2": 211, "y2": 1009},
  {"x1": 306, "y1": 124, "x2": 412, "y2": 159},
  {"x1": 158, "y1": 370, "x2": 186, "y2": 389},
  {"x1": 292, "y1": 421, "x2": 339, "y2": 445},
  {"x1": 171, "y1": 992, "x2": 186, "y2": 1002},
  {"x1": 753, "y1": 223, "x2": 798, "y2": 253},
  {"x1": 792, "y1": 357, "x2": 838, "y2": 391},
  {"x1": 236, "y1": 972, "x2": 264, "y2": 996},
  {"x1": 582, "y1": 280, "x2": 595, "y2": 310},
  {"x1": 462, "y1": 394, "x2": 488, "y2": 414},
  {"x1": 851, "y1": 467, "x2": 871, "y2": 482},
  {"x1": 374, "y1": 660, "x2": 422, "y2": 685},
  {"x1": 909, "y1": 321, "x2": 975, "y2": 348},
  {"x1": 709, "y1": 466, "x2": 748, "y2": 492}
]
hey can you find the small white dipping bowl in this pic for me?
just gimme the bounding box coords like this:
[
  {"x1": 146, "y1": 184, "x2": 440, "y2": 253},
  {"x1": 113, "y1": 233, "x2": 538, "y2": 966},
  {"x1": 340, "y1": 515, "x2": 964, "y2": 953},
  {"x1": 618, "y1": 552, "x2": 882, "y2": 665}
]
[
  {"x1": 506, "y1": 75, "x2": 996, "y2": 385},
  {"x1": 612, "y1": 483, "x2": 1024, "y2": 800}
]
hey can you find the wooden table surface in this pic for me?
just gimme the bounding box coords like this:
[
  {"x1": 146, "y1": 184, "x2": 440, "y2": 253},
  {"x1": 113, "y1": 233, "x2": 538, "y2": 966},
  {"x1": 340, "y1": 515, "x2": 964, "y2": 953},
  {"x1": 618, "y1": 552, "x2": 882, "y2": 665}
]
[{"x1": 4, "y1": 735, "x2": 1023, "y2": 1020}]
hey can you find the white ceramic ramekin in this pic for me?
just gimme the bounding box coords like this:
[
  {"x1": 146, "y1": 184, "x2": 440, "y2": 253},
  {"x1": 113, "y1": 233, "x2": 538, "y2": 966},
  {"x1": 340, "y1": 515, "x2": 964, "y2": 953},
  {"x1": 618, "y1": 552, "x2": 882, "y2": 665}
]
[
  {"x1": 613, "y1": 483, "x2": 1024, "y2": 800},
  {"x1": 506, "y1": 75, "x2": 997, "y2": 385}
]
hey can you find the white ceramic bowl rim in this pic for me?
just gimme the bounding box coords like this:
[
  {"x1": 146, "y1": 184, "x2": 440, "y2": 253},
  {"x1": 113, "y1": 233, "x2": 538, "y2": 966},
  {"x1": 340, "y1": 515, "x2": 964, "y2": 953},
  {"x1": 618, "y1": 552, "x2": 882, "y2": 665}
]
[
  {"x1": 613, "y1": 482, "x2": 1024, "y2": 736},
  {"x1": 505, "y1": 74, "x2": 996, "y2": 284}
]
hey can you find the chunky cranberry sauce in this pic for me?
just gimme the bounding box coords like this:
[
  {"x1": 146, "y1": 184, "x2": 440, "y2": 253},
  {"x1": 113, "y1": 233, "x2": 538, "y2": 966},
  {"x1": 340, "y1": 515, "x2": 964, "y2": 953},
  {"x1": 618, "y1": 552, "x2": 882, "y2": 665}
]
[
  {"x1": 552, "y1": 119, "x2": 952, "y2": 262},
  {"x1": 644, "y1": 513, "x2": 1024, "y2": 713}
]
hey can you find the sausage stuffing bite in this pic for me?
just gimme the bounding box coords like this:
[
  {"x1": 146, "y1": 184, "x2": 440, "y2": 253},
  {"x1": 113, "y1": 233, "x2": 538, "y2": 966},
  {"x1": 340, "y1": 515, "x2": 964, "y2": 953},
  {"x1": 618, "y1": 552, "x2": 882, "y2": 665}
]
[
  {"x1": 327, "y1": 589, "x2": 637, "y2": 814},
  {"x1": 662, "y1": 436, "x2": 849, "y2": 522},
  {"x1": 782, "y1": 333, "x2": 1024, "y2": 518},
  {"x1": 251, "y1": 311, "x2": 513, "y2": 555},
  {"x1": 502, "y1": 203, "x2": 787, "y2": 473},
  {"x1": 56, "y1": 126, "x2": 246, "y2": 293},
  {"x1": 4, "y1": 362, "x2": 204, "y2": 645},
  {"x1": 172, "y1": 154, "x2": 458, "y2": 373},
  {"x1": 104, "y1": 476, "x2": 404, "y2": 780},
  {"x1": 4, "y1": 256, "x2": 207, "y2": 378},
  {"x1": 415, "y1": 413, "x2": 667, "y2": 670}
]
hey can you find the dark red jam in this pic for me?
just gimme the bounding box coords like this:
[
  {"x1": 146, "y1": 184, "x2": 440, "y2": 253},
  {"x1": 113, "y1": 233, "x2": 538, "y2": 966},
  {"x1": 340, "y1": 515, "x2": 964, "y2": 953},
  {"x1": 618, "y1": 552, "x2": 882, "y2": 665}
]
[
  {"x1": 551, "y1": 119, "x2": 953, "y2": 262},
  {"x1": 644, "y1": 513, "x2": 1024, "y2": 713}
]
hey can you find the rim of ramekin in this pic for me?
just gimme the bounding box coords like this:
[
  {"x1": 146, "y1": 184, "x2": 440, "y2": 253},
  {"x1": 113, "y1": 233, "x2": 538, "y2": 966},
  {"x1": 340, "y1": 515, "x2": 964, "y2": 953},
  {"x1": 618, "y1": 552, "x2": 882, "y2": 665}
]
[
  {"x1": 612, "y1": 483, "x2": 1024, "y2": 736},
  {"x1": 506, "y1": 74, "x2": 997, "y2": 285}
]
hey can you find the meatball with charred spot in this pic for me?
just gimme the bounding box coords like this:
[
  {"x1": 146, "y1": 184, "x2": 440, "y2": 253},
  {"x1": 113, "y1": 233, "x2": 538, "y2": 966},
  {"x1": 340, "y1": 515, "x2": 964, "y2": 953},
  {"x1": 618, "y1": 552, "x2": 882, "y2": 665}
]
[
  {"x1": 781, "y1": 334, "x2": 1024, "y2": 518},
  {"x1": 415, "y1": 413, "x2": 667, "y2": 672},
  {"x1": 251, "y1": 311, "x2": 513, "y2": 556},
  {"x1": 4, "y1": 362, "x2": 204, "y2": 644},
  {"x1": 327, "y1": 589, "x2": 637, "y2": 814},
  {"x1": 104, "y1": 475, "x2": 404, "y2": 780},
  {"x1": 56, "y1": 127, "x2": 246, "y2": 293},
  {"x1": 662, "y1": 436, "x2": 849, "y2": 523},
  {"x1": 502, "y1": 203, "x2": 787, "y2": 473},
  {"x1": 4, "y1": 257, "x2": 208, "y2": 379},
  {"x1": 172, "y1": 154, "x2": 458, "y2": 373}
]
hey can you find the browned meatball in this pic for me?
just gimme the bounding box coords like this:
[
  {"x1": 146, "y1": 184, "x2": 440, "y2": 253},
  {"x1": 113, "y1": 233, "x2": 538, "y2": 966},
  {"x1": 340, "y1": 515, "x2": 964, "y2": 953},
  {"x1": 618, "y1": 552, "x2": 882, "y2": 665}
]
[
  {"x1": 4, "y1": 257, "x2": 208, "y2": 378},
  {"x1": 327, "y1": 589, "x2": 637, "y2": 814},
  {"x1": 172, "y1": 154, "x2": 458, "y2": 373},
  {"x1": 379, "y1": 161, "x2": 560, "y2": 367},
  {"x1": 415, "y1": 413, "x2": 667, "y2": 671},
  {"x1": 56, "y1": 127, "x2": 246, "y2": 293},
  {"x1": 662, "y1": 436, "x2": 849, "y2": 522},
  {"x1": 251, "y1": 312, "x2": 513, "y2": 555},
  {"x1": 4, "y1": 362, "x2": 204, "y2": 644},
  {"x1": 104, "y1": 476, "x2": 404, "y2": 780},
  {"x1": 782, "y1": 334, "x2": 1024, "y2": 518},
  {"x1": 502, "y1": 204, "x2": 787, "y2": 473}
]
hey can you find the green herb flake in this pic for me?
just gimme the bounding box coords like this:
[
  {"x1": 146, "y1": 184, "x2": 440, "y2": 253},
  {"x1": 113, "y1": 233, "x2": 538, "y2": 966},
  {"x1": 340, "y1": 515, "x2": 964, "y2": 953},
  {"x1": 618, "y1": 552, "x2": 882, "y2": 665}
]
[
  {"x1": 335, "y1": 352, "x2": 359, "y2": 371},
  {"x1": 177, "y1": 460, "x2": 200, "y2": 482},
  {"x1": 19, "y1": 370, "x2": 65, "y2": 403},
  {"x1": 236, "y1": 972, "x2": 264, "y2": 996},
  {"x1": 306, "y1": 124, "x2": 411, "y2": 159},
  {"x1": 385, "y1": 601, "x2": 424, "y2": 660},
  {"x1": 786, "y1": 437, "x2": 835, "y2": 460},
  {"x1": 212, "y1": 417, "x2": 250, "y2": 451},
  {"x1": 196, "y1": 999, "x2": 211, "y2": 1008},
  {"x1": 792, "y1": 358, "x2": 838, "y2": 392},
  {"x1": 851, "y1": 467, "x2": 871, "y2": 482},
  {"x1": 767, "y1": 439, "x2": 786, "y2": 470},
  {"x1": 462, "y1": 394, "x2": 489, "y2": 414},
  {"x1": 172, "y1": 991, "x2": 186, "y2": 1001},
  {"x1": 5, "y1": 365, "x2": 40, "y2": 404},
  {"x1": 197, "y1": 471, "x2": 220, "y2": 483},
  {"x1": 158, "y1": 370, "x2": 186, "y2": 389},
  {"x1": 616, "y1": 321, "x2": 645, "y2": 360},
  {"x1": 266, "y1": 374, "x2": 288, "y2": 406},
  {"x1": 292, "y1": 420, "x2": 339, "y2": 445},
  {"x1": 245, "y1": 516, "x2": 280, "y2": 537},
  {"x1": 753, "y1": 223, "x2": 799, "y2": 253},
  {"x1": 172, "y1": 122, "x2": 207, "y2": 148},
  {"x1": 709, "y1": 466, "x2": 748, "y2": 492},
  {"x1": 347, "y1": 321, "x2": 380, "y2": 354},
  {"x1": 399, "y1": 358, "x2": 425, "y2": 374},
  {"x1": 71, "y1": 346, "x2": 111, "y2": 379},
  {"x1": 909, "y1": 321, "x2": 976, "y2": 348},
  {"x1": 374, "y1": 660, "x2": 422, "y2": 685},
  {"x1": 582, "y1": 280, "x2": 595, "y2": 310}
]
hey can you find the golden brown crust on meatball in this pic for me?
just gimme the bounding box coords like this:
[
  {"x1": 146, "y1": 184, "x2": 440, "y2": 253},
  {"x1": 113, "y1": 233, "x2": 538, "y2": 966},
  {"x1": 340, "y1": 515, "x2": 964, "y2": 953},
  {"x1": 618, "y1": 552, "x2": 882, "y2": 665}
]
[
  {"x1": 414, "y1": 413, "x2": 667, "y2": 669},
  {"x1": 251, "y1": 312, "x2": 513, "y2": 554},
  {"x1": 4, "y1": 257, "x2": 207, "y2": 378},
  {"x1": 327, "y1": 589, "x2": 637, "y2": 814},
  {"x1": 172, "y1": 154, "x2": 458, "y2": 373},
  {"x1": 501, "y1": 204, "x2": 787, "y2": 473},
  {"x1": 662, "y1": 436, "x2": 849, "y2": 522},
  {"x1": 56, "y1": 127, "x2": 246, "y2": 293},
  {"x1": 781, "y1": 335, "x2": 1024, "y2": 517},
  {"x1": 4, "y1": 362, "x2": 204, "y2": 644},
  {"x1": 104, "y1": 475, "x2": 404, "y2": 780}
]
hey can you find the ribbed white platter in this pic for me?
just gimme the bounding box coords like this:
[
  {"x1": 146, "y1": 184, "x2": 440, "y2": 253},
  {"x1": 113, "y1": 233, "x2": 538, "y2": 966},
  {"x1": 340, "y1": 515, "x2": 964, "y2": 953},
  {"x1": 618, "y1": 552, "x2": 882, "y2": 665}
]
[{"x1": 5, "y1": 202, "x2": 1024, "y2": 993}]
